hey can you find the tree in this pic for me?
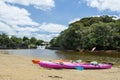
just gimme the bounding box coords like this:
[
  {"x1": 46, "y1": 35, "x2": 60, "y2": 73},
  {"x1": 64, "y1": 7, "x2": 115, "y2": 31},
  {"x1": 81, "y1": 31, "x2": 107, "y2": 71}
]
[
  {"x1": 49, "y1": 15, "x2": 120, "y2": 50},
  {"x1": 23, "y1": 36, "x2": 29, "y2": 41},
  {"x1": 30, "y1": 37, "x2": 37, "y2": 44},
  {"x1": 0, "y1": 33, "x2": 9, "y2": 48},
  {"x1": 0, "y1": 33, "x2": 44, "y2": 49},
  {"x1": 36, "y1": 40, "x2": 44, "y2": 45}
]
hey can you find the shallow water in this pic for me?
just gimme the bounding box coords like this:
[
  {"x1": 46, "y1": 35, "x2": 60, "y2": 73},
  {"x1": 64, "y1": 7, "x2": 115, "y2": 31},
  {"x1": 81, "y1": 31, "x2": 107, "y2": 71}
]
[{"x1": 0, "y1": 49, "x2": 120, "y2": 65}]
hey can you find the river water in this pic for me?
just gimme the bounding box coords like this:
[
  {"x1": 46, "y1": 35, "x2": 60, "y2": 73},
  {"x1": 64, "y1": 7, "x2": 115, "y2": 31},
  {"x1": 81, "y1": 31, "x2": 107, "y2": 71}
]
[{"x1": 0, "y1": 49, "x2": 120, "y2": 65}]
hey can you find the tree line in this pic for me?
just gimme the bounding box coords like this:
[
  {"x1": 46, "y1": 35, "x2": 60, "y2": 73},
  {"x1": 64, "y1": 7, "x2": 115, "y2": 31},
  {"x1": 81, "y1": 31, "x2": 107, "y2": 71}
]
[
  {"x1": 0, "y1": 33, "x2": 44, "y2": 49},
  {"x1": 49, "y1": 15, "x2": 120, "y2": 51}
]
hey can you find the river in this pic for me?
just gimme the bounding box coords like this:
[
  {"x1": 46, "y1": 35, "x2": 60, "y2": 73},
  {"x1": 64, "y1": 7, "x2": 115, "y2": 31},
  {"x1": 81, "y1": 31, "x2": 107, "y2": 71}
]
[{"x1": 0, "y1": 49, "x2": 120, "y2": 65}]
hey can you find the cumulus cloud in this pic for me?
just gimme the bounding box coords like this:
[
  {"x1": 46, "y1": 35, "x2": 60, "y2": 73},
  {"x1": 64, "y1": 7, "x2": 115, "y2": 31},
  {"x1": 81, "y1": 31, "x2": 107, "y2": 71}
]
[
  {"x1": 0, "y1": 22, "x2": 15, "y2": 34},
  {"x1": 35, "y1": 33, "x2": 59, "y2": 42},
  {"x1": 112, "y1": 15, "x2": 120, "y2": 20},
  {"x1": 69, "y1": 18, "x2": 80, "y2": 24},
  {"x1": 0, "y1": 1, "x2": 39, "y2": 26},
  {"x1": 0, "y1": 0, "x2": 67, "y2": 41},
  {"x1": 85, "y1": 0, "x2": 120, "y2": 12},
  {"x1": 0, "y1": 0, "x2": 39, "y2": 36},
  {"x1": 3, "y1": 0, "x2": 55, "y2": 11},
  {"x1": 39, "y1": 23, "x2": 67, "y2": 33}
]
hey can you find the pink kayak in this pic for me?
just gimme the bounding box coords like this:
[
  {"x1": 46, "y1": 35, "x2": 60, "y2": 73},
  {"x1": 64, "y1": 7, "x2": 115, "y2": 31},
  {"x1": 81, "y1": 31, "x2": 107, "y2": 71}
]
[
  {"x1": 76, "y1": 63, "x2": 112, "y2": 69},
  {"x1": 39, "y1": 61, "x2": 77, "y2": 69},
  {"x1": 39, "y1": 61, "x2": 112, "y2": 69}
]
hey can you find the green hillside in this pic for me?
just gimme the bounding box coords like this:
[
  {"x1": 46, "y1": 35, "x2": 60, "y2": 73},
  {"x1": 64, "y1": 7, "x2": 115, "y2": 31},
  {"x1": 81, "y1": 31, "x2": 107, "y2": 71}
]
[{"x1": 49, "y1": 15, "x2": 120, "y2": 51}]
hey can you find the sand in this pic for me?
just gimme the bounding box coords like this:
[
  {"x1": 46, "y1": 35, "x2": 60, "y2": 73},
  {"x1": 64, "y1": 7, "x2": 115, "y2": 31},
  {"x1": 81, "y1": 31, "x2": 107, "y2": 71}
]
[{"x1": 0, "y1": 52, "x2": 120, "y2": 80}]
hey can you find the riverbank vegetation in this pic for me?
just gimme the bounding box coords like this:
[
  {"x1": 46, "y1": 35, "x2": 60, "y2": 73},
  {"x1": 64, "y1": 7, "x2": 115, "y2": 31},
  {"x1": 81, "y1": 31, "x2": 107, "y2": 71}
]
[
  {"x1": 49, "y1": 15, "x2": 120, "y2": 51},
  {"x1": 0, "y1": 33, "x2": 44, "y2": 49}
]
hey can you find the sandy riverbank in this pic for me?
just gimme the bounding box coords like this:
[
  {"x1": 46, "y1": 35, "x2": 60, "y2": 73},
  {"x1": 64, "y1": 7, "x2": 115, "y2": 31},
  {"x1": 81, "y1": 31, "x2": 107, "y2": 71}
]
[{"x1": 0, "y1": 52, "x2": 120, "y2": 80}]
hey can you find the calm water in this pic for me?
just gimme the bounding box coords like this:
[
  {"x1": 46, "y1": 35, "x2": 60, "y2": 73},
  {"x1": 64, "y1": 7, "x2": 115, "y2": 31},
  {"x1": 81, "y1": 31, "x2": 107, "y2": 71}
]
[{"x1": 1, "y1": 49, "x2": 120, "y2": 65}]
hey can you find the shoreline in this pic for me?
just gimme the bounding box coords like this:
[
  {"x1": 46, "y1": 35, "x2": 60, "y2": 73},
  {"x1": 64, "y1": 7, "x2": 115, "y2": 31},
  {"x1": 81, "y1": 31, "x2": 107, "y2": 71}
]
[{"x1": 0, "y1": 52, "x2": 120, "y2": 80}]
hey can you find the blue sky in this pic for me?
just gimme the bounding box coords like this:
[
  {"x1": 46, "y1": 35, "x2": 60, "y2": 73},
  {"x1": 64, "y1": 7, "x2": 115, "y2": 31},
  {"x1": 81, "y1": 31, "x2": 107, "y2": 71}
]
[{"x1": 0, "y1": 0, "x2": 120, "y2": 41}]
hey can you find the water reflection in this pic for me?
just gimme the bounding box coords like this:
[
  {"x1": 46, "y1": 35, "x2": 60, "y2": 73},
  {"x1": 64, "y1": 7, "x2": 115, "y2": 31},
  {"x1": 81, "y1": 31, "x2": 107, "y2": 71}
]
[
  {"x1": 0, "y1": 49, "x2": 120, "y2": 64},
  {"x1": 3, "y1": 49, "x2": 59, "y2": 60},
  {"x1": 55, "y1": 50, "x2": 120, "y2": 64}
]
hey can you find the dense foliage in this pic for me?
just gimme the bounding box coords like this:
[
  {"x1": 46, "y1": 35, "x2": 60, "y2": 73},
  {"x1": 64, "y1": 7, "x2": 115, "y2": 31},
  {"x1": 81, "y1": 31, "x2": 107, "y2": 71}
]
[
  {"x1": 0, "y1": 33, "x2": 44, "y2": 49},
  {"x1": 50, "y1": 15, "x2": 120, "y2": 50}
]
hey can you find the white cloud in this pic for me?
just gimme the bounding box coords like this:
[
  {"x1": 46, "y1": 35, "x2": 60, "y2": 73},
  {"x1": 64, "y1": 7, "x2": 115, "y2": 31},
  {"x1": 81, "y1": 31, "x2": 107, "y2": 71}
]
[
  {"x1": 69, "y1": 18, "x2": 80, "y2": 24},
  {"x1": 0, "y1": 1, "x2": 39, "y2": 26},
  {"x1": 3, "y1": 0, "x2": 55, "y2": 11},
  {"x1": 0, "y1": 1, "x2": 67, "y2": 41},
  {"x1": 0, "y1": 0, "x2": 39, "y2": 37},
  {"x1": 112, "y1": 15, "x2": 120, "y2": 20},
  {"x1": 85, "y1": 0, "x2": 120, "y2": 12},
  {"x1": 0, "y1": 22, "x2": 15, "y2": 34},
  {"x1": 39, "y1": 23, "x2": 67, "y2": 33},
  {"x1": 35, "y1": 33, "x2": 59, "y2": 42},
  {"x1": 0, "y1": 21, "x2": 38, "y2": 37}
]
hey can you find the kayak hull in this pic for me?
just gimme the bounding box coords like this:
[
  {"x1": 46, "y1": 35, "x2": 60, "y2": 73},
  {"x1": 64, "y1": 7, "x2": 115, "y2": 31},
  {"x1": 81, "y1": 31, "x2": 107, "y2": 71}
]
[
  {"x1": 77, "y1": 63, "x2": 112, "y2": 69},
  {"x1": 39, "y1": 61, "x2": 112, "y2": 69},
  {"x1": 39, "y1": 61, "x2": 77, "y2": 69}
]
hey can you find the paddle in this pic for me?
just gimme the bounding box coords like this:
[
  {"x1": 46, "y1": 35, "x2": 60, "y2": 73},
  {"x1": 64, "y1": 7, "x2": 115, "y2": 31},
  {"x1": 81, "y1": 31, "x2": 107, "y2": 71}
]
[{"x1": 75, "y1": 66, "x2": 84, "y2": 71}]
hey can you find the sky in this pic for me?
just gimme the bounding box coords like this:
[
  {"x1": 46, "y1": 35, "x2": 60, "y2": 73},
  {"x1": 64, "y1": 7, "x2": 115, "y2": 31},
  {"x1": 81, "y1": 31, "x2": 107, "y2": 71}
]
[{"x1": 0, "y1": 0, "x2": 120, "y2": 42}]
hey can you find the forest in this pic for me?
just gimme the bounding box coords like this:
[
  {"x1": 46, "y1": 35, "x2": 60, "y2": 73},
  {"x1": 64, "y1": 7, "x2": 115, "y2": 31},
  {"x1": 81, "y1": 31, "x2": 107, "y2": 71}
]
[
  {"x1": 0, "y1": 33, "x2": 44, "y2": 49},
  {"x1": 49, "y1": 15, "x2": 120, "y2": 51}
]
